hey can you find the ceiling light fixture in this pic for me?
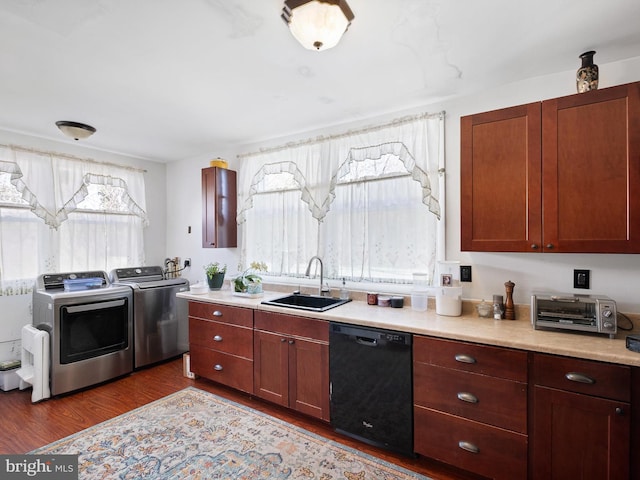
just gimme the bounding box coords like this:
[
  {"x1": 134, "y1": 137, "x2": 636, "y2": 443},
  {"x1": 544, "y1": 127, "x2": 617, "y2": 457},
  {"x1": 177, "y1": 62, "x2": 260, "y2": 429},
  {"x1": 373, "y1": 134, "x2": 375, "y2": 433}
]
[
  {"x1": 281, "y1": 0, "x2": 354, "y2": 52},
  {"x1": 55, "y1": 121, "x2": 96, "y2": 141}
]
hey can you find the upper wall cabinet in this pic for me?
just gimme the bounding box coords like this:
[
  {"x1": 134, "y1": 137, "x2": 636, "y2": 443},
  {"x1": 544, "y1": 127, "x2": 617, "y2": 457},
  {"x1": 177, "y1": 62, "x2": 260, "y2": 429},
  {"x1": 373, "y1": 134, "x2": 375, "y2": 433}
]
[
  {"x1": 461, "y1": 81, "x2": 640, "y2": 253},
  {"x1": 202, "y1": 167, "x2": 237, "y2": 248}
]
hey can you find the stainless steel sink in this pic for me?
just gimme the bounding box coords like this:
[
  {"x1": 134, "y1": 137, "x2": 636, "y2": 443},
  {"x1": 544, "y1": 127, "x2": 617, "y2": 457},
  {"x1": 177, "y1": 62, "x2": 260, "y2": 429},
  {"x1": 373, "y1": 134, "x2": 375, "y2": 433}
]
[{"x1": 261, "y1": 294, "x2": 351, "y2": 312}]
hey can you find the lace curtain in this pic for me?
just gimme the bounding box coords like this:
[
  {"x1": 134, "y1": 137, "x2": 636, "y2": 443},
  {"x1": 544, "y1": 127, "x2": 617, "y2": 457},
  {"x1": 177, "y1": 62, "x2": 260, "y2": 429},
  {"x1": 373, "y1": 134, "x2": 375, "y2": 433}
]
[
  {"x1": 237, "y1": 112, "x2": 444, "y2": 283},
  {"x1": 0, "y1": 144, "x2": 147, "y2": 291}
]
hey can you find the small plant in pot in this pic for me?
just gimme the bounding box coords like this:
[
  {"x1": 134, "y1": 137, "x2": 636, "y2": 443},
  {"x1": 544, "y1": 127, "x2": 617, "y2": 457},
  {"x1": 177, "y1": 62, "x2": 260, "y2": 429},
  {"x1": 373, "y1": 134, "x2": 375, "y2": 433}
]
[
  {"x1": 204, "y1": 262, "x2": 227, "y2": 290},
  {"x1": 233, "y1": 261, "x2": 268, "y2": 294}
]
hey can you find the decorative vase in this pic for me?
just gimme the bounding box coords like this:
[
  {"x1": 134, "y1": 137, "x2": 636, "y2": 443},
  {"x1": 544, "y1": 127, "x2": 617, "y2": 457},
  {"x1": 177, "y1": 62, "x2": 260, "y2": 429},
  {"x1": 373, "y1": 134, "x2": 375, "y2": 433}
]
[
  {"x1": 207, "y1": 272, "x2": 225, "y2": 290},
  {"x1": 576, "y1": 51, "x2": 598, "y2": 93}
]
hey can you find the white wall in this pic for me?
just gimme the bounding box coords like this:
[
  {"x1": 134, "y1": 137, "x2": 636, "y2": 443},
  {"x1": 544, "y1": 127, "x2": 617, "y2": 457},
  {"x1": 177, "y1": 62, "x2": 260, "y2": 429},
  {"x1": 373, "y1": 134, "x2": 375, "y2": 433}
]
[
  {"x1": 166, "y1": 56, "x2": 640, "y2": 313},
  {"x1": 0, "y1": 130, "x2": 167, "y2": 360},
  {"x1": 165, "y1": 150, "x2": 240, "y2": 287}
]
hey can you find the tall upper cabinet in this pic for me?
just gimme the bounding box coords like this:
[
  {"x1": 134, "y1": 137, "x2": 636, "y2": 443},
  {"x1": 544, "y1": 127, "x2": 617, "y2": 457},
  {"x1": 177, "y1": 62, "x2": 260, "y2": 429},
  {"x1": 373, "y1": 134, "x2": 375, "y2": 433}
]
[
  {"x1": 461, "y1": 81, "x2": 640, "y2": 253},
  {"x1": 202, "y1": 167, "x2": 237, "y2": 248}
]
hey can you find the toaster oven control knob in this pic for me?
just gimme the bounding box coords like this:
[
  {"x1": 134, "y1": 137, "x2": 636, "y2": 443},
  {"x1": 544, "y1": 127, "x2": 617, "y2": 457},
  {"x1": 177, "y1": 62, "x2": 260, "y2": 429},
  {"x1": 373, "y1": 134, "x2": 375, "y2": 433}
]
[
  {"x1": 602, "y1": 309, "x2": 613, "y2": 318},
  {"x1": 603, "y1": 321, "x2": 614, "y2": 329}
]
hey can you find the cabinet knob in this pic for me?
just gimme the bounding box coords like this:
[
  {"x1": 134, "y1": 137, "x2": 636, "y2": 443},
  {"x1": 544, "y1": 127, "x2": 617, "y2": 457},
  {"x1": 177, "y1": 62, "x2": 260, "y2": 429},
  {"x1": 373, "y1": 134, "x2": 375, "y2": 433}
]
[
  {"x1": 280, "y1": 338, "x2": 286, "y2": 342},
  {"x1": 213, "y1": 310, "x2": 223, "y2": 317},
  {"x1": 565, "y1": 372, "x2": 595, "y2": 384},
  {"x1": 457, "y1": 392, "x2": 479, "y2": 404},
  {"x1": 289, "y1": 339, "x2": 295, "y2": 345},
  {"x1": 616, "y1": 407, "x2": 624, "y2": 415},
  {"x1": 454, "y1": 354, "x2": 476, "y2": 364},
  {"x1": 458, "y1": 441, "x2": 479, "y2": 454},
  {"x1": 213, "y1": 364, "x2": 223, "y2": 371},
  {"x1": 531, "y1": 244, "x2": 539, "y2": 250},
  {"x1": 545, "y1": 243, "x2": 554, "y2": 249},
  {"x1": 213, "y1": 335, "x2": 222, "y2": 342}
]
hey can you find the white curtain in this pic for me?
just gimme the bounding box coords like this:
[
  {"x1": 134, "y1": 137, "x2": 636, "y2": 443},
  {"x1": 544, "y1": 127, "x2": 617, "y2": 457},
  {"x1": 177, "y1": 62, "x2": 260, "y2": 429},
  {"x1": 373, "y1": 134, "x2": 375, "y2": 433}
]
[
  {"x1": 237, "y1": 112, "x2": 444, "y2": 283},
  {"x1": 0, "y1": 145, "x2": 147, "y2": 291}
]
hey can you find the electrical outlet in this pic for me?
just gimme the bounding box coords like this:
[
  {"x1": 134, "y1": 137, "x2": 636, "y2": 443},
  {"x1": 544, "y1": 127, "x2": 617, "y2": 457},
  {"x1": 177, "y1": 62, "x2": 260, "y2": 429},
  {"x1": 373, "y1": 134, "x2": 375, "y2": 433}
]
[
  {"x1": 460, "y1": 265, "x2": 472, "y2": 282},
  {"x1": 184, "y1": 258, "x2": 191, "y2": 268},
  {"x1": 573, "y1": 269, "x2": 590, "y2": 289}
]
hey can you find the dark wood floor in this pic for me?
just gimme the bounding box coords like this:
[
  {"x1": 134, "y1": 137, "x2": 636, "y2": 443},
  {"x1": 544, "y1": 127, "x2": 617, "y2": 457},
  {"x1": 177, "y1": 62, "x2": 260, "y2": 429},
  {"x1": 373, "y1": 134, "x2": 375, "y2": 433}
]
[{"x1": 0, "y1": 357, "x2": 480, "y2": 480}]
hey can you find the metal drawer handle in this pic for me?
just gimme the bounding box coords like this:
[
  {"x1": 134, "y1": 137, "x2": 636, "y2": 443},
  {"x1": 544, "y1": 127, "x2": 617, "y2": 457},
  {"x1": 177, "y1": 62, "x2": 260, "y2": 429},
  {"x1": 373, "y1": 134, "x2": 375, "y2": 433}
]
[
  {"x1": 213, "y1": 335, "x2": 222, "y2": 342},
  {"x1": 213, "y1": 310, "x2": 223, "y2": 317},
  {"x1": 458, "y1": 441, "x2": 479, "y2": 454},
  {"x1": 457, "y1": 392, "x2": 479, "y2": 404},
  {"x1": 454, "y1": 354, "x2": 476, "y2": 364},
  {"x1": 565, "y1": 372, "x2": 595, "y2": 384},
  {"x1": 213, "y1": 364, "x2": 223, "y2": 371}
]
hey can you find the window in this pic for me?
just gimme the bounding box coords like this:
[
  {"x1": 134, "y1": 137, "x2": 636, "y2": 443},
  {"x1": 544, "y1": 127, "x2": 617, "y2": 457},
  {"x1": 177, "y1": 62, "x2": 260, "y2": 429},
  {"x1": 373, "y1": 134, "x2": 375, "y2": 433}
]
[
  {"x1": 238, "y1": 113, "x2": 444, "y2": 285},
  {"x1": 0, "y1": 146, "x2": 147, "y2": 288}
]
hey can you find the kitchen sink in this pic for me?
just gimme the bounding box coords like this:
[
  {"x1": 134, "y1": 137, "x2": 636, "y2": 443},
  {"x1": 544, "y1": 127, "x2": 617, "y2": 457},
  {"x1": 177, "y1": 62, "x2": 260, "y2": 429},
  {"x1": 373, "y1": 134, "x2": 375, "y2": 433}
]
[{"x1": 261, "y1": 294, "x2": 351, "y2": 312}]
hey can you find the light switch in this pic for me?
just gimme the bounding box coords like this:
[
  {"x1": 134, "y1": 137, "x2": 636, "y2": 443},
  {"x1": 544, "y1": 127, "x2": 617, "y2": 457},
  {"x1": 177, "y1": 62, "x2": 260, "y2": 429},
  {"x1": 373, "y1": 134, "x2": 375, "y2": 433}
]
[
  {"x1": 460, "y1": 265, "x2": 472, "y2": 282},
  {"x1": 574, "y1": 269, "x2": 590, "y2": 289}
]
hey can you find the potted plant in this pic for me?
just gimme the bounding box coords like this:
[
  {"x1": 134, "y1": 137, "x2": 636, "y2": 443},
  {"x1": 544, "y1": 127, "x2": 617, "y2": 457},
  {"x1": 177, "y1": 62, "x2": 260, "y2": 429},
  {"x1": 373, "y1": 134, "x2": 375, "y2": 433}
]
[
  {"x1": 233, "y1": 261, "x2": 268, "y2": 294},
  {"x1": 204, "y1": 262, "x2": 227, "y2": 290}
]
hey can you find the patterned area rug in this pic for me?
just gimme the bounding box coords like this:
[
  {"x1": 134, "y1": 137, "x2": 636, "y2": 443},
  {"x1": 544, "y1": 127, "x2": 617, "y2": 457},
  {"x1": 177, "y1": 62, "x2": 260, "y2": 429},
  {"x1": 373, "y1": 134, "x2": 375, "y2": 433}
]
[{"x1": 32, "y1": 387, "x2": 429, "y2": 479}]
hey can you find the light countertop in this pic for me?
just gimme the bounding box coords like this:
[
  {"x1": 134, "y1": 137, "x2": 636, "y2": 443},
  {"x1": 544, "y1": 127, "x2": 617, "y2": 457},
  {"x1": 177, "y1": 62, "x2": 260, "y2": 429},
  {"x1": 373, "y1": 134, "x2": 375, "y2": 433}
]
[{"x1": 177, "y1": 289, "x2": 640, "y2": 367}]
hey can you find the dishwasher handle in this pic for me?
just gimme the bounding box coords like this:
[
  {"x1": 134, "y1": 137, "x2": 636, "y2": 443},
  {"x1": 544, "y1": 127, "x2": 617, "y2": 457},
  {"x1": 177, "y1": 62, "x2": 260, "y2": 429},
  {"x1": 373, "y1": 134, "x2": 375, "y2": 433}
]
[{"x1": 356, "y1": 336, "x2": 378, "y2": 347}]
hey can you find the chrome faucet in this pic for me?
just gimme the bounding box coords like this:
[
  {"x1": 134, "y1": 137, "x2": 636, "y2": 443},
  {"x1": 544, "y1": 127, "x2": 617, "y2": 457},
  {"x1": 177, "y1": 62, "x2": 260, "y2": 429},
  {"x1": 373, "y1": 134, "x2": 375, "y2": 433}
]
[{"x1": 305, "y1": 255, "x2": 329, "y2": 296}]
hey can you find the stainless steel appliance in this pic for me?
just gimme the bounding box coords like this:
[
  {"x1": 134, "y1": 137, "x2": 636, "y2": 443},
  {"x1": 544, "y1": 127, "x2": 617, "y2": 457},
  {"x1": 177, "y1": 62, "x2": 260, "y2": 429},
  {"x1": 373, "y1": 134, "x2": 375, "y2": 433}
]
[
  {"x1": 531, "y1": 292, "x2": 617, "y2": 338},
  {"x1": 329, "y1": 322, "x2": 413, "y2": 456},
  {"x1": 32, "y1": 271, "x2": 133, "y2": 396},
  {"x1": 111, "y1": 266, "x2": 189, "y2": 369}
]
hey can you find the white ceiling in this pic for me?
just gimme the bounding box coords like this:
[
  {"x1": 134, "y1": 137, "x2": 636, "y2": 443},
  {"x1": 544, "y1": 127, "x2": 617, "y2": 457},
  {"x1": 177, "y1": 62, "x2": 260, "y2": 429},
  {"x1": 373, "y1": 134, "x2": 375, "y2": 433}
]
[{"x1": 1, "y1": 0, "x2": 639, "y2": 162}]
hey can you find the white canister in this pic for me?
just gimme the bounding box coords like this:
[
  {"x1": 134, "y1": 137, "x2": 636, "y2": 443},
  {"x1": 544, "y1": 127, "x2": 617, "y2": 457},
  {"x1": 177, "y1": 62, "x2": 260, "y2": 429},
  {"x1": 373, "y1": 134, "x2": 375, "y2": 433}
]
[
  {"x1": 411, "y1": 292, "x2": 429, "y2": 312},
  {"x1": 435, "y1": 286, "x2": 462, "y2": 316}
]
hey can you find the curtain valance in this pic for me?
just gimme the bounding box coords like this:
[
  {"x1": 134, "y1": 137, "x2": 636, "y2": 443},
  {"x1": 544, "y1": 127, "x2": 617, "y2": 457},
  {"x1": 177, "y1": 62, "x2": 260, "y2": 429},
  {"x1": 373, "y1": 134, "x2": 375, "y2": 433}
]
[
  {"x1": 237, "y1": 112, "x2": 444, "y2": 224},
  {"x1": 0, "y1": 145, "x2": 148, "y2": 228}
]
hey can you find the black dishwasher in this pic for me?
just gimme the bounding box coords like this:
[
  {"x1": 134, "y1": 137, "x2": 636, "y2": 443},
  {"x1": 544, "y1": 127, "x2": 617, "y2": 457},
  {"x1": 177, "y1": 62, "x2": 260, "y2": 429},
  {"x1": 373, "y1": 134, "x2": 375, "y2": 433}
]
[{"x1": 329, "y1": 322, "x2": 413, "y2": 456}]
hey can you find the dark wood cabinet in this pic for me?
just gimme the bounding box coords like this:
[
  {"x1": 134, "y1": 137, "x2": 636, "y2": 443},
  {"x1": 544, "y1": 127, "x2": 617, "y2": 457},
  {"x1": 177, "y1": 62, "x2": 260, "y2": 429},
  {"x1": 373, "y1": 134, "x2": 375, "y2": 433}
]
[
  {"x1": 541, "y1": 82, "x2": 640, "y2": 252},
  {"x1": 461, "y1": 102, "x2": 542, "y2": 252},
  {"x1": 461, "y1": 81, "x2": 640, "y2": 253},
  {"x1": 254, "y1": 311, "x2": 330, "y2": 422},
  {"x1": 531, "y1": 353, "x2": 631, "y2": 479},
  {"x1": 413, "y1": 336, "x2": 528, "y2": 480},
  {"x1": 188, "y1": 301, "x2": 254, "y2": 393},
  {"x1": 201, "y1": 167, "x2": 237, "y2": 248}
]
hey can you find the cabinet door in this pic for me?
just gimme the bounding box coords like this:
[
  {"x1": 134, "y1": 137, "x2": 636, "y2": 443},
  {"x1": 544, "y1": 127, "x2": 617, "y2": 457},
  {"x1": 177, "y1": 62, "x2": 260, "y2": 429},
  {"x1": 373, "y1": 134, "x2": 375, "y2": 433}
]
[
  {"x1": 201, "y1": 167, "x2": 237, "y2": 248},
  {"x1": 461, "y1": 103, "x2": 542, "y2": 251},
  {"x1": 289, "y1": 336, "x2": 330, "y2": 421},
  {"x1": 542, "y1": 82, "x2": 640, "y2": 252},
  {"x1": 532, "y1": 386, "x2": 630, "y2": 480},
  {"x1": 253, "y1": 330, "x2": 289, "y2": 406}
]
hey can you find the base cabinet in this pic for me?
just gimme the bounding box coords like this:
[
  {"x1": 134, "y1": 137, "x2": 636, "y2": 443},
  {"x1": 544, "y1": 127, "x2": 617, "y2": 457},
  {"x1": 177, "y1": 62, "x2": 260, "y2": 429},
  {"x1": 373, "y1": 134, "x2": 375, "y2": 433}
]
[
  {"x1": 413, "y1": 336, "x2": 528, "y2": 479},
  {"x1": 188, "y1": 301, "x2": 254, "y2": 394},
  {"x1": 254, "y1": 311, "x2": 330, "y2": 422},
  {"x1": 531, "y1": 353, "x2": 631, "y2": 480}
]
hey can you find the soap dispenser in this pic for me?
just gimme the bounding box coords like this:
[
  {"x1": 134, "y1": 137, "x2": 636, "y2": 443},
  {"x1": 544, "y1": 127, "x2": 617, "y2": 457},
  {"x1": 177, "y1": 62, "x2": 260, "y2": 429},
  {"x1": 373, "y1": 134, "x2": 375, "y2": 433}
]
[{"x1": 340, "y1": 278, "x2": 349, "y2": 300}]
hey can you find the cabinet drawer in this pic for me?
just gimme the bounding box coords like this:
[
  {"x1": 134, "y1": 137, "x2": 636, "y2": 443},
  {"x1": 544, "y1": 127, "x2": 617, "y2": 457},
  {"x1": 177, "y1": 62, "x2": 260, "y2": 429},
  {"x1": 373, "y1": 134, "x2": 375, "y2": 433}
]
[
  {"x1": 254, "y1": 311, "x2": 328, "y2": 342},
  {"x1": 189, "y1": 345, "x2": 253, "y2": 394},
  {"x1": 189, "y1": 317, "x2": 253, "y2": 358},
  {"x1": 532, "y1": 353, "x2": 630, "y2": 402},
  {"x1": 414, "y1": 336, "x2": 527, "y2": 382},
  {"x1": 189, "y1": 301, "x2": 253, "y2": 328},
  {"x1": 414, "y1": 406, "x2": 527, "y2": 480},
  {"x1": 414, "y1": 363, "x2": 527, "y2": 433}
]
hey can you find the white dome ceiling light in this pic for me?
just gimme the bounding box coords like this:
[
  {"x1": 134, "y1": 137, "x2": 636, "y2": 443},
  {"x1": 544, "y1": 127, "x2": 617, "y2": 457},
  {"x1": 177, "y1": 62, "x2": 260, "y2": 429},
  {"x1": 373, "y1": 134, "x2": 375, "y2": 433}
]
[
  {"x1": 55, "y1": 121, "x2": 96, "y2": 141},
  {"x1": 281, "y1": 0, "x2": 354, "y2": 51}
]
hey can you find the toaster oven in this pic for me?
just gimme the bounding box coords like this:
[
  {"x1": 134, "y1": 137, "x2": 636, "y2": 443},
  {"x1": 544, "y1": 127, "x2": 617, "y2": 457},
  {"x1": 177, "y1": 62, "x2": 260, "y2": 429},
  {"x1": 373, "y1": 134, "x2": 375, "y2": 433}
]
[{"x1": 531, "y1": 293, "x2": 617, "y2": 338}]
